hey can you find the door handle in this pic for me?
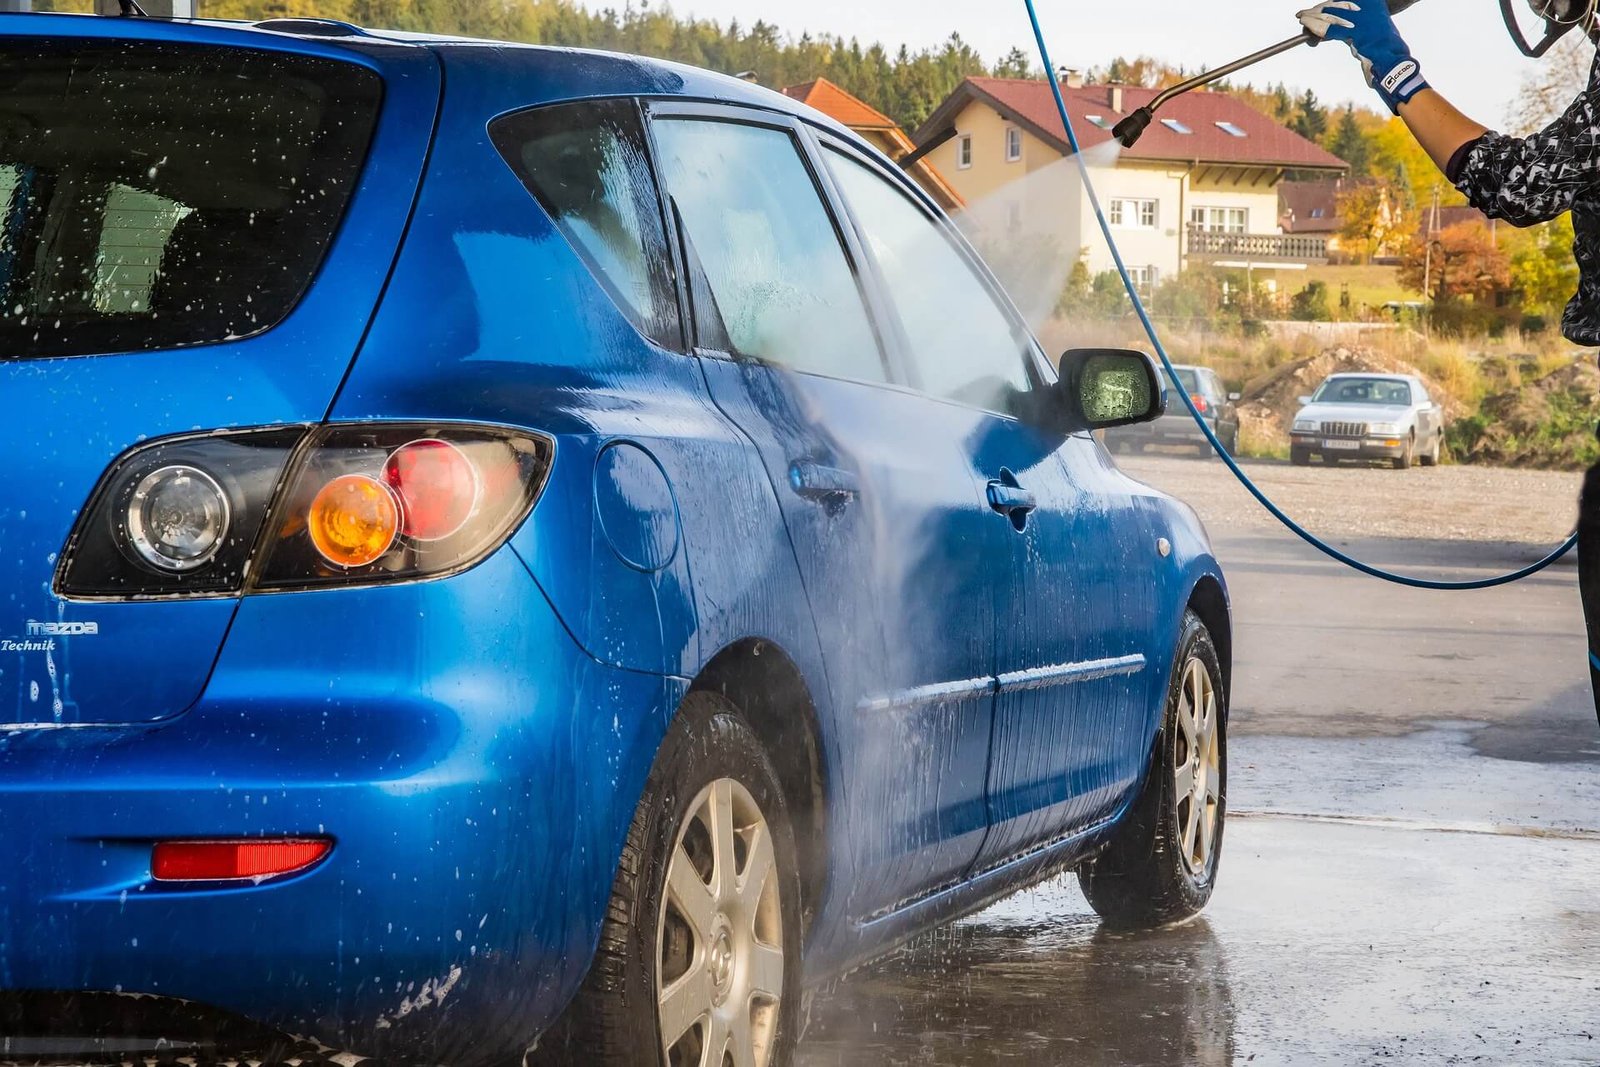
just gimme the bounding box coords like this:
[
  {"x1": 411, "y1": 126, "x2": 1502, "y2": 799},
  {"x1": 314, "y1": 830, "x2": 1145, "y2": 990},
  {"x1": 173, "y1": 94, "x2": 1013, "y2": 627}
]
[
  {"x1": 986, "y1": 479, "x2": 1036, "y2": 517},
  {"x1": 789, "y1": 461, "x2": 860, "y2": 504}
]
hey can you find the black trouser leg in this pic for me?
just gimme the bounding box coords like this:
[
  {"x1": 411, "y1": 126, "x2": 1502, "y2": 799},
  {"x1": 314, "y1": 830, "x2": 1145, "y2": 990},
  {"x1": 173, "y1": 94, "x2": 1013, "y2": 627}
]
[{"x1": 1578, "y1": 455, "x2": 1600, "y2": 727}]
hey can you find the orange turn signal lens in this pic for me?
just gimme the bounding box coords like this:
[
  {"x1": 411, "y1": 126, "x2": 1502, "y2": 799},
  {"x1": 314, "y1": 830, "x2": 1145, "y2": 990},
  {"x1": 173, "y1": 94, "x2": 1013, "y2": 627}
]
[{"x1": 307, "y1": 474, "x2": 400, "y2": 568}]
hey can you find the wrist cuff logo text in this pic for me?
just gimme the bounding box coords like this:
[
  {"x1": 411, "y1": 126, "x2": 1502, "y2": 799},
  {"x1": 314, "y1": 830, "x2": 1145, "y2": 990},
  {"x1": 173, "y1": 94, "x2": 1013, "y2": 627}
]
[{"x1": 1381, "y1": 61, "x2": 1418, "y2": 94}]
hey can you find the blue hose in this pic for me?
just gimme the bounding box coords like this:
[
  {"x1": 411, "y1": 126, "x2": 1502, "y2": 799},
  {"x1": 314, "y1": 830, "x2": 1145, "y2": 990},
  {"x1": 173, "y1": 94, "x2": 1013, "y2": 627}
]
[{"x1": 1022, "y1": 0, "x2": 1577, "y2": 589}]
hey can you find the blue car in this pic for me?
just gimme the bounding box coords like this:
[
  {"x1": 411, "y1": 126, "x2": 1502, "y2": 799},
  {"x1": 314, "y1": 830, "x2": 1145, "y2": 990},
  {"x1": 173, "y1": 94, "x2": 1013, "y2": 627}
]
[{"x1": 0, "y1": 13, "x2": 1231, "y2": 1067}]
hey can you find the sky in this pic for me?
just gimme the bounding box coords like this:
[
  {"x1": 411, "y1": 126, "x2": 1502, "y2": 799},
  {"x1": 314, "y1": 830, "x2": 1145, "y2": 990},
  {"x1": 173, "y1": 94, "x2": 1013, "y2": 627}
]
[{"x1": 666, "y1": 0, "x2": 1555, "y2": 127}]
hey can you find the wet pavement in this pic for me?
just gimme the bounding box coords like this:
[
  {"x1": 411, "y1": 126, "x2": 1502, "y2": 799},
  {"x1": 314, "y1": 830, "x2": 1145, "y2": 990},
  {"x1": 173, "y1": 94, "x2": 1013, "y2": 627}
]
[{"x1": 800, "y1": 519, "x2": 1600, "y2": 1065}]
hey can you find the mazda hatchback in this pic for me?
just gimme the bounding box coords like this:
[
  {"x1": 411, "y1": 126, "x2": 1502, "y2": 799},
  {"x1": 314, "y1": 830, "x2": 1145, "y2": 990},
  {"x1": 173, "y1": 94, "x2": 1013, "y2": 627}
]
[{"x1": 0, "y1": 13, "x2": 1231, "y2": 1067}]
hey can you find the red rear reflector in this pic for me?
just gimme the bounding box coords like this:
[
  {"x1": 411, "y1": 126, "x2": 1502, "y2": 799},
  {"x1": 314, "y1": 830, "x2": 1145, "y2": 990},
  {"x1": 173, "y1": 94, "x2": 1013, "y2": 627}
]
[
  {"x1": 383, "y1": 438, "x2": 480, "y2": 542},
  {"x1": 1190, "y1": 393, "x2": 1209, "y2": 413},
  {"x1": 152, "y1": 839, "x2": 331, "y2": 882}
]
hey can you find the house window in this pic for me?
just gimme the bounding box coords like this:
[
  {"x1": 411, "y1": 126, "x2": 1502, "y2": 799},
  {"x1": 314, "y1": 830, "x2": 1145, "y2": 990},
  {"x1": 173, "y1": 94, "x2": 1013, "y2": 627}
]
[
  {"x1": 1005, "y1": 126, "x2": 1022, "y2": 162},
  {"x1": 957, "y1": 134, "x2": 972, "y2": 169},
  {"x1": 1190, "y1": 206, "x2": 1248, "y2": 233},
  {"x1": 1126, "y1": 265, "x2": 1160, "y2": 297},
  {"x1": 1214, "y1": 121, "x2": 1248, "y2": 137},
  {"x1": 1084, "y1": 114, "x2": 1111, "y2": 129},
  {"x1": 1160, "y1": 118, "x2": 1193, "y2": 134},
  {"x1": 1108, "y1": 198, "x2": 1158, "y2": 229}
]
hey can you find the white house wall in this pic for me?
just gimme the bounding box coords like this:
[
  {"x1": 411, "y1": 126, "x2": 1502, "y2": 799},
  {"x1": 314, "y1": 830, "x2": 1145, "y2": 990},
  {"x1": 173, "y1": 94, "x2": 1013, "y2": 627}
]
[{"x1": 929, "y1": 97, "x2": 1296, "y2": 290}]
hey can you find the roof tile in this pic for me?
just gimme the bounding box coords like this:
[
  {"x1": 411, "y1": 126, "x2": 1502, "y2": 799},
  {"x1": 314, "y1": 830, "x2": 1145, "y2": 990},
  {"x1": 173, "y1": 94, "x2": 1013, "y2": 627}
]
[{"x1": 953, "y1": 77, "x2": 1347, "y2": 171}]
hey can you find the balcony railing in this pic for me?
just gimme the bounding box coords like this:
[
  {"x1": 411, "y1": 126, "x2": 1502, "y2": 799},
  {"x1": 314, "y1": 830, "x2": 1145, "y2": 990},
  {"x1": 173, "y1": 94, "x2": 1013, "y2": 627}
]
[{"x1": 1186, "y1": 227, "x2": 1330, "y2": 264}]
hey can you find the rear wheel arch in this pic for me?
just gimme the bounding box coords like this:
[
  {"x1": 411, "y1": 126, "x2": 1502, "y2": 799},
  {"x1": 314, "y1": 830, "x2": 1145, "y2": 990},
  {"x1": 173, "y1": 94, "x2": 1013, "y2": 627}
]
[
  {"x1": 1185, "y1": 576, "x2": 1232, "y2": 706},
  {"x1": 687, "y1": 638, "x2": 830, "y2": 935}
]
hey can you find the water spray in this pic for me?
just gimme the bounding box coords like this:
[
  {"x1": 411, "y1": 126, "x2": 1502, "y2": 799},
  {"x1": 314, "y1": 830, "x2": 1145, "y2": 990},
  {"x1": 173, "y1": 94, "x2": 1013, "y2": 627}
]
[{"x1": 1022, "y1": 0, "x2": 1578, "y2": 589}]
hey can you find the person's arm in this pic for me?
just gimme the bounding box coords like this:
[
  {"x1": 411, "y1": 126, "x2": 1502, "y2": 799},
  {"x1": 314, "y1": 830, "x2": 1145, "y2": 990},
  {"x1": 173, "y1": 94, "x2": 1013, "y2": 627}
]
[
  {"x1": 1396, "y1": 89, "x2": 1489, "y2": 177},
  {"x1": 1298, "y1": 0, "x2": 1597, "y2": 226}
]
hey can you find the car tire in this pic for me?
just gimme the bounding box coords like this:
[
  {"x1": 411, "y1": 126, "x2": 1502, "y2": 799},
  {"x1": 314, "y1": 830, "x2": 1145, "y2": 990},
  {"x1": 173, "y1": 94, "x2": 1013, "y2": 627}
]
[
  {"x1": 1290, "y1": 446, "x2": 1310, "y2": 467},
  {"x1": 1392, "y1": 434, "x2": 1414, "y2": 470},
  {"x1": 1077, "y1": 610, "x2": 1226, "y2": 929},
  {"x1": 531, "y1": 693, "x2": 802, "y2": 1067},
  {"x1": 1420, "y1": 432, "x2": 1441, "y2": 467}
]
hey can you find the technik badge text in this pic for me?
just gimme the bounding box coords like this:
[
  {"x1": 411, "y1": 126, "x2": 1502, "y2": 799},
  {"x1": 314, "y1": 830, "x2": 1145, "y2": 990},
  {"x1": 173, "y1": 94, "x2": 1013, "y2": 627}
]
[{"x1": 3, "y1": 620, "x2": 99, "y2": 652}]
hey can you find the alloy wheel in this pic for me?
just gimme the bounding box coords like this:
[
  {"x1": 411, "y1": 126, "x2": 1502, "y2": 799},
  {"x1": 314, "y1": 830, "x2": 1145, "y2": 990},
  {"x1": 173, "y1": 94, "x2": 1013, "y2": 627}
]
[
  {"x1": 1172, "y1": 657, "x2": 1221, "y2": 877},
  {"x1": 656, "y1": 778, "x2": 784, "y2": 1067}
]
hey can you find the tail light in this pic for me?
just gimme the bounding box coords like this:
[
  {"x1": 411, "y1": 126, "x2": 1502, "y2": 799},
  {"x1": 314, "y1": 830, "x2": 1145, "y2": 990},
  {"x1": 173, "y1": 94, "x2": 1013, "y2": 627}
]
[
  {"x1": 55, "y1": 423, "x2": 553, "y2": 600},
  {"x1": 153, "y1": 838, "x2": 332, "y2": 882},
  {"x1": 1189, "y1": 393, "x2": 1210, "y2": 414}
]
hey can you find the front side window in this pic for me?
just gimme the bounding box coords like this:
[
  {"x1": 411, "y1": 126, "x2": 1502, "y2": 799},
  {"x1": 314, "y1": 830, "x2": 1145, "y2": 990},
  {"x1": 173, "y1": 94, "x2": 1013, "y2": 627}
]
[
  {"x1": 652, "y1": 118, "x2": 885, "y2": 382},
  {"x1": 491, "y1": 99, "x2": 680, "y2": 349},
  {"x1": 823, "y1": 147, "x2": 1032, "y2": 412},
  {"x1": 0, "y1": 41, "x2": 381, "y2": 360}
]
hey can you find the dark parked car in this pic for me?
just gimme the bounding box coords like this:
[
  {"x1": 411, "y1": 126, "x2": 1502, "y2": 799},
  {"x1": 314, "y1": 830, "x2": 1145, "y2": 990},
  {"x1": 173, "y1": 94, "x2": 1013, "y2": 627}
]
[
  {"x1": 1105, "y1": 363, "x2": 1239, "y2": 455},
  {"x1": 1, "y1": 13, "x2": 1232, "y2": 1067}
]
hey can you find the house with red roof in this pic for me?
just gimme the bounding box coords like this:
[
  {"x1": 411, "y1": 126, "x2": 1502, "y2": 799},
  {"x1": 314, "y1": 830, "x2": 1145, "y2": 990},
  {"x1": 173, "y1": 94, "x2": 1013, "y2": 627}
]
[
  {"x1": 914, "y1": 74, "x2": 1347, "y2": 293},
  {"x1": 781, "y1": 77, "x2": 964, "y2": 213}
]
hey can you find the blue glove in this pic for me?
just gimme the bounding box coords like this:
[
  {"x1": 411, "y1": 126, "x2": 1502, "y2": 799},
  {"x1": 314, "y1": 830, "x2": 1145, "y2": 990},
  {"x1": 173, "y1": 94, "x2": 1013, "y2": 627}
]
[{"x1": 1297, "y1": 0, "x2": 1428, "y2": 113}]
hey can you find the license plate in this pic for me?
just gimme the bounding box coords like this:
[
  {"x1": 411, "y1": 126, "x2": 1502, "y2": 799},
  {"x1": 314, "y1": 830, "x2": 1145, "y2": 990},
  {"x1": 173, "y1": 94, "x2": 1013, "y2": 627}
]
[{"x1": 1323, "y1": 439, "x2": 1360, "y2": 451}]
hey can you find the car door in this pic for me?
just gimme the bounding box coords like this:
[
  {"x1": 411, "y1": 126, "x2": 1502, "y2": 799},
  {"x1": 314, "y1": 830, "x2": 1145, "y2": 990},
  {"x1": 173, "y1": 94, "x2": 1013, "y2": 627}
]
[
  {"x1": 647, "y1": 105, "x2": 1009, "y2": 919},
  {"x1": 815, "y1": 141, "x2": 1156, "y2": 867},
  {"x1": 1412, "y1": 378, "x2": 1439, "y2": 441}
]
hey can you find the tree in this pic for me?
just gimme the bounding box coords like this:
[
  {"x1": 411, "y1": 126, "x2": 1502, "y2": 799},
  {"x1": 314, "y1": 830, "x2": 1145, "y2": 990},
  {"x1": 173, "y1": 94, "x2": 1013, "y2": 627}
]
[
  {"x1": 1399, "y1": 220, "x2": 1513, "y2": 303},
  {"x1": 1334, "y1": 182, "x2": 1396, "y2": 263},
  {"x1": 1510, "y1": 30, "x2": 1591, "y2": 133},
  {"x1": 1509, "y1": 215, "x2": 1580, "y2": 312},
  {"x1": 1290, "y1": 89, "x2": 1327, "y2": 142},
  {"x1": 994, "y1": 46, "x2": 1033, "y2": 79},
  {"x1": 1328, "y1": 107, "x2": 1370, "y2": 175},
  {"x1": 1290, "y1": 281, "x2": 1332, "y2": 321}
]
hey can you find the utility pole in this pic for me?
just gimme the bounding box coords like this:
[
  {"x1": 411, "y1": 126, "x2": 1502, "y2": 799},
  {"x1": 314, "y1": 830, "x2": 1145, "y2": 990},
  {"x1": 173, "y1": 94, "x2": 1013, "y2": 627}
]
[{"x1": 1421, "y1": 184, "x2": 1441, "y2": 335}]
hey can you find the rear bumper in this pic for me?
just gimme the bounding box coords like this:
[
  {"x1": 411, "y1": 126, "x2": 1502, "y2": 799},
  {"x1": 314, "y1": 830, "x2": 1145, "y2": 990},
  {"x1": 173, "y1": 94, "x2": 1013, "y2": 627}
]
[
  {"x1": 0, "y1": 550, "x2": 677, "y2": 1065},
  {"x1": 1290, "y1": 433, "x2": 1407, "y2": 459}
]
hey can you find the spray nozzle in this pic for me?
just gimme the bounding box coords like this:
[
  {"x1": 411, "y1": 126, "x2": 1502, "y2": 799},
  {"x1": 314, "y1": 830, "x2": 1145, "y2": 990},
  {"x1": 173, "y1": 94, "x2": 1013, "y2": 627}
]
[{"x1": 1112, "y1": 108, "x2": 1153, "y2": 149}]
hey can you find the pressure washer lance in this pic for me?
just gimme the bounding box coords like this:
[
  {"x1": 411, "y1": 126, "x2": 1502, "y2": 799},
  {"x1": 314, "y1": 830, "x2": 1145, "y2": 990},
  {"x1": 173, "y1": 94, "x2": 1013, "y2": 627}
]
[{"x1": 1110, "y1": 0, "x2": 1426, "y2": 148}]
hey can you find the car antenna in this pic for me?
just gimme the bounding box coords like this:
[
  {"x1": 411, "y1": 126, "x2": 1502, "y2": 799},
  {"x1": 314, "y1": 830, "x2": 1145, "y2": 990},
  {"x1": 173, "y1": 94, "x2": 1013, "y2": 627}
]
[{"x1": 118, "y1": 0, "x2": 148, "y2": 14}]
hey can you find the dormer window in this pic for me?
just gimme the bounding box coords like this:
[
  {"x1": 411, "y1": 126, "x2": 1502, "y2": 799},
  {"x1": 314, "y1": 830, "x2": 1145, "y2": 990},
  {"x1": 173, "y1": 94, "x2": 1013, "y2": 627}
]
[
  {"x1": 1084, "y1": 114, "x2": 1111, "y2": 129},
  {"x1": 1214, "y1": 121, "x2": 1248, "y2": 137},
  {"x1": 1160, "y1": 118, "x2": 1193, "y2": 134}
]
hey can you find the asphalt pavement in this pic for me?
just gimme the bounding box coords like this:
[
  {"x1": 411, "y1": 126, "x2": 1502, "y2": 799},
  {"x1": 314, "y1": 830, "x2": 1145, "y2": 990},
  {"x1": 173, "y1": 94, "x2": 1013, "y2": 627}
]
[{"x1": 799, "y1": 456, "x2": 1600, "y2": 1066}]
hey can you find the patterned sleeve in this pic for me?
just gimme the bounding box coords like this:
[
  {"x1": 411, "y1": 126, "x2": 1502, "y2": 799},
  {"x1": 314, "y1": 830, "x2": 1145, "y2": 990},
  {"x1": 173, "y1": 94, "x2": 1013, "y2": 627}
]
[{"x1": 1453, "y1": 70, "x2": 1600, "y2": 227}]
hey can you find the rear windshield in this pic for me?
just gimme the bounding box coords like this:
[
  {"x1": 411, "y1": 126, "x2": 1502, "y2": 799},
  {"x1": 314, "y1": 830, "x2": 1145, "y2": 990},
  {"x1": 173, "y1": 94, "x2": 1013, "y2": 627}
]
[
  {"x1": 1172, "y1": 368, "x2": 1199, "y2": 391},
  {"x1": 0, "y1": 40, "x2": 382, "y2": 359}
]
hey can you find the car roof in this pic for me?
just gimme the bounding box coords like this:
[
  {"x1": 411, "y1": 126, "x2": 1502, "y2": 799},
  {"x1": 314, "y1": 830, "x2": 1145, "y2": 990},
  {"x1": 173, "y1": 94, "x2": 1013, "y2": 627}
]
[
  {"x1": 1324, "y1": 372, "x2": 1414, "y2": 382},
  {"x1": 112, "y1": 15, "x2": 861, "y2": 141}
]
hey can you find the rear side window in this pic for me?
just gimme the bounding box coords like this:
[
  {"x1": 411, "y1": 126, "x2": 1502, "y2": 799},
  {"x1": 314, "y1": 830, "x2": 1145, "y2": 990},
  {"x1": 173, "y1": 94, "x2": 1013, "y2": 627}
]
[
  {"x1": 651, "y1": 118, "x2": 887, "y2": 383},
  {"x1": 0, "y1": 41, "x2": 382, "y2": 360},
  {"x1": 491, "y1": 99, "x2": 681, "y2": 350}
]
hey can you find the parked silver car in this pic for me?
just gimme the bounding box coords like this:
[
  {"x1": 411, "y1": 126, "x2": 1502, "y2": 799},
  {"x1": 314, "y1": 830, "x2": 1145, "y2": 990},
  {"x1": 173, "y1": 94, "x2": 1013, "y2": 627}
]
[{"x1": 1289, "y1": 373, "x2": 1444, "y2": 469}]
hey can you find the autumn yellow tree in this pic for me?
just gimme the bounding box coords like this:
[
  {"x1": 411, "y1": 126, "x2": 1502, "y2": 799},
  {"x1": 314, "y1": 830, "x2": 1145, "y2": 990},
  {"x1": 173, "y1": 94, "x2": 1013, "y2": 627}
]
[{"x1": 1399, "y1": 220, "x2": 1512, "y2": 303}]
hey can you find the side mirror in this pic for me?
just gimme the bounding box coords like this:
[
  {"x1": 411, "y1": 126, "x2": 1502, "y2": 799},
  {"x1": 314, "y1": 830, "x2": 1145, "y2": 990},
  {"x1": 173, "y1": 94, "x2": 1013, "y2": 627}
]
[
  {"x1": 1228, "y1": 392, "x2": 1241, "y2": 402},
  {"x1": 1297, "y1": 395, "x2": 1313, "y2": 406},
  {"x1": 1056, "y1": 348, "x2": 1165, "y2": 433}
]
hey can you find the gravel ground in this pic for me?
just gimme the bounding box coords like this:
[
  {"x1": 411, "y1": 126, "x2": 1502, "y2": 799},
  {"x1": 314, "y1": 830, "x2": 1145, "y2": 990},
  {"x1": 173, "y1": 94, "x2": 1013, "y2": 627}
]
[{"x1": 1117, "y1": 449, "x2": 1584, "y2": 545}]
